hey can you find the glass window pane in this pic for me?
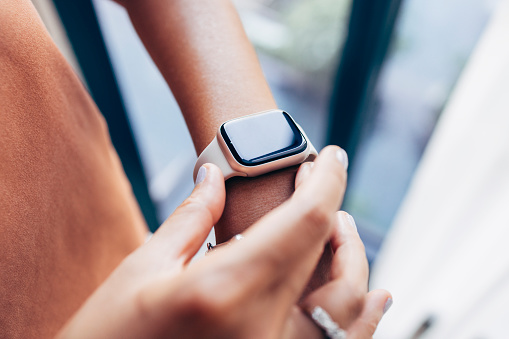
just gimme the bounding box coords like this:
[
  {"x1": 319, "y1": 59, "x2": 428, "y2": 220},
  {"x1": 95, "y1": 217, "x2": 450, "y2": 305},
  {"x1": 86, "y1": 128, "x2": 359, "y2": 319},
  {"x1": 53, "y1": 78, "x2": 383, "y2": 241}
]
[
  {"x1": 234, "y1": 0, "x2": 351, "y2": 148},
  {"x1": 342, "y1": 0, "x2": 501, "y2": 251}
]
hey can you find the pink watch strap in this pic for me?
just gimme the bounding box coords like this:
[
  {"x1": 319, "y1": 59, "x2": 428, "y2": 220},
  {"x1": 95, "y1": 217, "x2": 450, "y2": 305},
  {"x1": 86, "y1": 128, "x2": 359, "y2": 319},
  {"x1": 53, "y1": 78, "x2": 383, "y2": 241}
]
[{"x1": 193, "y1": 136, "x2": 239, "y2": 181}]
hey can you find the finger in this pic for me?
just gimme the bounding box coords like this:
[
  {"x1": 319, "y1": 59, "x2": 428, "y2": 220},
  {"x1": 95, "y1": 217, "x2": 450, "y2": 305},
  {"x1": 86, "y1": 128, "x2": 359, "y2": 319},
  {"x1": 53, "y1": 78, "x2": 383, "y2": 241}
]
[
  {"x1": 222, "y1": 146, "x2": 348, "y2": 302},
  {"x1": 302, "y1": 212, "x2": 369, "y2": 328},
  {"x1": 295, "y1": 146, "x2": 347, "y2": 190},
  {"x1": 295, "y1": 161, "x2": 313, "y2": 189},
  {"x1": 329, "y1": 212, "x2": 369, "y2": 283},
  {"x1": 147, "y1": 163, "x2": 226, "y2": 264},
  {"x1": 348, "y1": 290, "x2": 392, "y2": 339},
  {"x1": 281, "y1": 306, "x2": 323, "y2": 339},
  {"x1": 284, "y1": 290, "x2": 391, "y2": 339}
]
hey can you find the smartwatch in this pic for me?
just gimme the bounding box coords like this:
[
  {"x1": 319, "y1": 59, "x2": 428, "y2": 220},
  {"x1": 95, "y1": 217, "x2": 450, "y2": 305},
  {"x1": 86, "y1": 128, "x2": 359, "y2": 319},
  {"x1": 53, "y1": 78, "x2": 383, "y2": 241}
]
[{"x1": 193, "y1": 109, "x2": 317, "y2": 181}]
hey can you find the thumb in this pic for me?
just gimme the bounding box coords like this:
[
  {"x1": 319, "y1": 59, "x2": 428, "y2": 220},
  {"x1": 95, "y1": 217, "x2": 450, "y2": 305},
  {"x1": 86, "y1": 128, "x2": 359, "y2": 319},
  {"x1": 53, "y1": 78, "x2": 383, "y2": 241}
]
[
  {"x1": 149, "y1": 163, "x2": 226, "y2": 264},
  {"x1": 295, "y1": 162, "x2": 313, "y2": 189}
]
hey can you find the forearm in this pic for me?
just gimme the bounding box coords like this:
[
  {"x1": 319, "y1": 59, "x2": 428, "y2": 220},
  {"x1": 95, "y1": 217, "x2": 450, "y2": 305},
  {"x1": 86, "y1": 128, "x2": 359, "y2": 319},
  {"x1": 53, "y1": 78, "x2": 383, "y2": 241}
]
[
  {"x1": 120, "y1": 0, "x2": 331, "y2": 289},
  {"x1": 121, "y1": 0, "x2": 275, "y2": 152},
  {"x1": 121, "y1": 0, "x2": 288, "y2": 221}
]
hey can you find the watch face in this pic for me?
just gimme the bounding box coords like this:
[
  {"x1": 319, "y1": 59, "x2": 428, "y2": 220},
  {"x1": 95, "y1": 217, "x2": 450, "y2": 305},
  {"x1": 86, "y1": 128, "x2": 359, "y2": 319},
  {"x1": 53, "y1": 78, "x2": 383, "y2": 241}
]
[{"x1": 220, "y1": 111, "x2": 307, "y2": 166}]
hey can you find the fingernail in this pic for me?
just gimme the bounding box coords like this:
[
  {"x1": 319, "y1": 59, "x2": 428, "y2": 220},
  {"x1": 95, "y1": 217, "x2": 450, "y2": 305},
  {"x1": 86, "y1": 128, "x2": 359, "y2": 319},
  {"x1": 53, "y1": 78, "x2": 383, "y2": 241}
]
[
  {"x1": 297, "y1": 162, "x2": 313, "y2": 182},
  {"x1": 195, "y1": 166, "x2": 207, "y2": 185},
  {"x1": 336, "y1": 148, "x2": 349, "y2": 170},
  {"x1": 346, "y1": 213, "x2": 357, "y2": 231},
  {"x1": 383, "y1": 298, "x2": 393, "y2": 314}
]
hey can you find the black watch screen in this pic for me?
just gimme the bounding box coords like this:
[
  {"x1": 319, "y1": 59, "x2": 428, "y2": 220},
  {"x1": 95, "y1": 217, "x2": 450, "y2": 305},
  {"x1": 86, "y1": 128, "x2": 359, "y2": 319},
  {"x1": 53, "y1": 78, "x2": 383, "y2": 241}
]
[{"x1": 220, "y1": 111, "x2": 307, "y2": 166}]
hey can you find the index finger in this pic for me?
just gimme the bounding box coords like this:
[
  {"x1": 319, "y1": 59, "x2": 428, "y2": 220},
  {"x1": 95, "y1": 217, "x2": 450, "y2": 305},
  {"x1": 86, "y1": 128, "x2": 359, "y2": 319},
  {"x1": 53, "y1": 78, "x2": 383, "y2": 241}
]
[{"x1": 224, "y1": 146, "x2": 348, "y2": 299}]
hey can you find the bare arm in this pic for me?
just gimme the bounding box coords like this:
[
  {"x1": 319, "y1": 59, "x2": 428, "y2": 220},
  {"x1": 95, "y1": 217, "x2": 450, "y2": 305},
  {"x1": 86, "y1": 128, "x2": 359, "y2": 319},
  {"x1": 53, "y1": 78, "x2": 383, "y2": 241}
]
[
  {"x1": 118, "y1": 0, "x2": 332, "y2": 289},
  {"x1": 118, "y1": 0, "x2": 275, "y2": 150}
]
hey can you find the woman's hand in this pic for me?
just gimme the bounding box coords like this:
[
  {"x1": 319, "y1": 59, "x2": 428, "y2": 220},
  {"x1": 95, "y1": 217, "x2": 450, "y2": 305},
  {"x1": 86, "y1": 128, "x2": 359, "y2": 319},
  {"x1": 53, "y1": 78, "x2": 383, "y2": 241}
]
[{"x1": 57, "y1": 146, "x2": 391, "y2": 339}]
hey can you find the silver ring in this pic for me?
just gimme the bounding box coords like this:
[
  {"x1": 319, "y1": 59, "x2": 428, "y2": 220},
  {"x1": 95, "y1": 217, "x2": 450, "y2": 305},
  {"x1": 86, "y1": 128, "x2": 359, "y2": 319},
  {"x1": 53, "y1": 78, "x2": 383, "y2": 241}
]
[
  {"x1": 206, "y1": 234, "x2": 244, "y2": 254},
  {"x1": 308, "y1": 306, "x2": 347, "y2": 339}
]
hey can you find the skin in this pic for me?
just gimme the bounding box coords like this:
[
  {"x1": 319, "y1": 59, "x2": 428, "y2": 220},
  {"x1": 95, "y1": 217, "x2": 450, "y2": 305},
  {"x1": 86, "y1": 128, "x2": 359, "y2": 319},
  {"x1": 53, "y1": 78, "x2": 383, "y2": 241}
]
[
  {"x1": 117, "y1": 0, "x2": 334, "y2": 293},
  {"x1": 58, "y1": 147, "x2": 392, "y2": 338}
]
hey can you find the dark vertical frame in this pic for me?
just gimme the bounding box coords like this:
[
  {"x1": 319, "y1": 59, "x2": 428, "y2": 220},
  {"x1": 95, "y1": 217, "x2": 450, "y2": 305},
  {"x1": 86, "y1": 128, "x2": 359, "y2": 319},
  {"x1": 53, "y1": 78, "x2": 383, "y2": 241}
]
[
  {"x1": 52, "y1": 0, "x2": 159, "y2": 232},
  {"x1": 327, "y1": 0, "x2": 404, "y2": 261},
  {"x1": 327, "y1": 0, "x2": 403, "y2": 160}
]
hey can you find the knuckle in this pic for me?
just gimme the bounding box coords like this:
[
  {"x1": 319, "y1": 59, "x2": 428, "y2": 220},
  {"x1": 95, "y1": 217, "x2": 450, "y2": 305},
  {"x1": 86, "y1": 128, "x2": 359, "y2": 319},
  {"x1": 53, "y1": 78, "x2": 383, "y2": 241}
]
[
  {"x1": 300, "y1": 205, "x2": 333, "y2": 235},
  {"x1": 183, "y1": 286, "x2": 222, "y2": 318},
  {"x1": 178, "y1": 196, "x2": 214, "y2": 223},
  {"x1": 177, "y1": 278, "x2": 237, "y2": 325},
  {"x1": 344, "y1": 286, "x2": 366, "y2": 320},
  {"x1": 180, "y1": 196, "x2": 204, "y2": 212},
  {"x1": 132, "y1": 286, "x2": 156, "y2": 323}
]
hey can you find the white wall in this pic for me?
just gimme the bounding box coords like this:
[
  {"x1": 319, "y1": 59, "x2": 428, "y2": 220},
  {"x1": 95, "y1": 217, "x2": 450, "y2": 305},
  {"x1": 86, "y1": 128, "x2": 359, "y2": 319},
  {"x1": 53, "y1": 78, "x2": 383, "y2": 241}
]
[{"x1": 371, "y1": 1, "x2": 509, "y2": 338}]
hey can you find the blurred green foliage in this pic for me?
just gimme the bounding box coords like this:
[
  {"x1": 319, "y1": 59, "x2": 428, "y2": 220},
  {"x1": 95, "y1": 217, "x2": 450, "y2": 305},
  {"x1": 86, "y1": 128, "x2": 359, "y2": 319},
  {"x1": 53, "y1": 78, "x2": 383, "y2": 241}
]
[{"x1": 253, "y1": 0, "x2": 350, "y2": 75}]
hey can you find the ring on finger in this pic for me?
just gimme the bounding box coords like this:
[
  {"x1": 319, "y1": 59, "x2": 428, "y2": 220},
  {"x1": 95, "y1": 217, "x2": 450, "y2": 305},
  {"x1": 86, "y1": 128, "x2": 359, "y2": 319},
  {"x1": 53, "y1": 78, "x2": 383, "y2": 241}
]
[
  {"x1": 306, "y1": 306, "x2": 347, "y2": 339},
  {"x1": 206, "y1": 234, "x2": 244, "y2": 254}
]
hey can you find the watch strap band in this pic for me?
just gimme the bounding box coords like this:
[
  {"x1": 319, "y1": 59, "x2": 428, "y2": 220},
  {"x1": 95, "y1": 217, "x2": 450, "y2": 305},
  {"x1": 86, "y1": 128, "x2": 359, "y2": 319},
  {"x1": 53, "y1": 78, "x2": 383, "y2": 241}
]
[
  {"x1": 306, "y1": 146, "x2": 318, "y2": 161},
  {"x1": 298, "y1": 124, "x2": 318, "y2": 161},
  {"x1": 193, "y1": 136, "x2": 239, "y2": 182}
]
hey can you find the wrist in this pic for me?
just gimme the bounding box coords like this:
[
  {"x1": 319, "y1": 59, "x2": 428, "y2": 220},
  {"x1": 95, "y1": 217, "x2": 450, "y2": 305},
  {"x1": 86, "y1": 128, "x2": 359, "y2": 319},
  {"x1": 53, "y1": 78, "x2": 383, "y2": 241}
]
[
  {"x1": 214, "y1": 164, "x2": 333, "y2": 297},
  {"x1": 214, "y1": 166, "x2": 297, "y2": 242}
]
